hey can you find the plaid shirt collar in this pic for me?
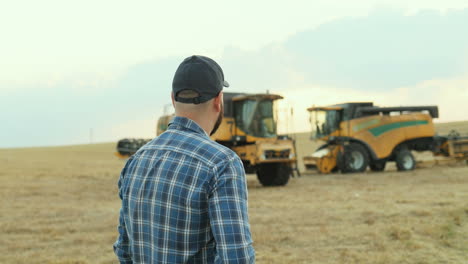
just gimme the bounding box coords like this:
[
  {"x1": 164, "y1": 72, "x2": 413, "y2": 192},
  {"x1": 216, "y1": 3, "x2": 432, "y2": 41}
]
[{"x1": 168, "y1": 116, "x2": 210, "y2": 137}]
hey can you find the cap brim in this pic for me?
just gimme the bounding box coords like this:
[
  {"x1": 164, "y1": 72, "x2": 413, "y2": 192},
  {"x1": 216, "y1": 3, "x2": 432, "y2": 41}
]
[{"x1": 223, "y1": 80, "x2": 230, "y2": 87}]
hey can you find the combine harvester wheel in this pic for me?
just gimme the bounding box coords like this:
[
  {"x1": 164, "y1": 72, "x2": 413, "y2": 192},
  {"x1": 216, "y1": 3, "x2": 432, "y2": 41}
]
[{"x1": 256, "y1": 163, "x2": 291, "y2": 186}]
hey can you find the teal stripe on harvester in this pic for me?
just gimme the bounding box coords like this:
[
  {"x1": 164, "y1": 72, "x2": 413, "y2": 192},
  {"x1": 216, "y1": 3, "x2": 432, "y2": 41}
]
[{"x1": 368, "y1": 120, "x2": 429, "y2": 137}]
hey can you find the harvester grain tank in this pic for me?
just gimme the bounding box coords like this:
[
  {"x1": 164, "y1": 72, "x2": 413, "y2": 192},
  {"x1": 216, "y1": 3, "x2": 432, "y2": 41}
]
[
  {"x1": 116, "y1": 92, "x2": 298, "y2": 186},
  {"x1": 303, "y1": 102, "x2": 468, "y2": 173}
]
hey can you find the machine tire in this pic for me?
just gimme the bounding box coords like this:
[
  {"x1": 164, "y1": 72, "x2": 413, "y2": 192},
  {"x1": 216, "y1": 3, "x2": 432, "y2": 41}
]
[
  {"x1": 338, "y1": 143, "x2": 369, "y2": 173},
  {"x1": 395, "y1": 149, "x2": 416, "y2": 171},
  {"x1": 370, "y1": 160, "x2": 386, "y2": 172},
  {"x1": 256, "y1": 163, "x2": 291, "y2": 186}
]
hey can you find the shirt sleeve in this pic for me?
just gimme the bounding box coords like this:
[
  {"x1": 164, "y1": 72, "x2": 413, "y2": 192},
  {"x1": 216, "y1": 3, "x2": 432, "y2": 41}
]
[
  {"x1": 113, "y1": 161, "x2": 133, "y2": 264},
  {"x1": 208, "y1": 155, "x2": 255, "y2": 264}
]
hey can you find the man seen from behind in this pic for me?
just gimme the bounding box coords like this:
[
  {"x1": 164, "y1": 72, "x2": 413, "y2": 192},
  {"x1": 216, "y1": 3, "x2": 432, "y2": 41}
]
[{"x1": 113, "y1": 55, "x2": 255, "y2": 263}]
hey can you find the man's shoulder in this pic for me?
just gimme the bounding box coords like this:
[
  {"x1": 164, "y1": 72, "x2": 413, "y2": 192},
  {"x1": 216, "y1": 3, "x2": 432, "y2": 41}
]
[
  {"x1": 146, "y1": 129, "x2": 240, "y2": 165},
  {"x1": 190, "y1": 132, "x2": 239, "y2": 163},
  {"x1": 207, "y1": 140, "x2": 240, "y2": 163}
]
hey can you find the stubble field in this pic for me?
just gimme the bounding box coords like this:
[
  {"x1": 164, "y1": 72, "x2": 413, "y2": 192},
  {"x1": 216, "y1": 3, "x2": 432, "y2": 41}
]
[{"x1": 1, "y1": 121, "x2": 467, "y2": 263}]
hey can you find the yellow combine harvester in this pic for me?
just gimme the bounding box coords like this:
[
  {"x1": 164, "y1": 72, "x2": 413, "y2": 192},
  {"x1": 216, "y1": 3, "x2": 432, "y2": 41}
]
[
  {"x1": 303, "y1": 102, "x2": 468, "y2": 173},
  {"x1": 116, "y1": 92, "x2": 298, "y2": 186}
]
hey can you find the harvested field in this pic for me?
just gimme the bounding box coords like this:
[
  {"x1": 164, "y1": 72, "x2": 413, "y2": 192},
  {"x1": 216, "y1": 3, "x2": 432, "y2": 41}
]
[
  {"x1": 434, "y1": 121, "x2": 468, "y2": 136},
  {"x1": 1, "y1": 122, "x2": 468, "y2": 263}
]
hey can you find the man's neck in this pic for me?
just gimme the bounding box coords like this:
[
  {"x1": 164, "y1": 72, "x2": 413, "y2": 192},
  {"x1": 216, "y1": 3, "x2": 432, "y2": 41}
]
[{"x1": 176, "y1": 113, "x2": 213, "y2": 136}]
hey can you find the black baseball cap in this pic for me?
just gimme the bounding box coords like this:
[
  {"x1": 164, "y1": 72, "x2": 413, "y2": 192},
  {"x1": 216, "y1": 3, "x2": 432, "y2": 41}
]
[{"x1": 172, "y1": 55, "x2": 229, "y2": 104}]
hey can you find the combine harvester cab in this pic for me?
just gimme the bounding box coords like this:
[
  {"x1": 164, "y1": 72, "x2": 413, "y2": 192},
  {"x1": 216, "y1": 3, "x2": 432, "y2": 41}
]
[
  {"x1": 303, "y1": 102, "x2": 467, "y2": 174},
  {"x1": 216, "y1": 92, "x2": 298, "y2": 186},
  {"x1": 116, "y1": 92, "x2": 298, "y2": 187}
]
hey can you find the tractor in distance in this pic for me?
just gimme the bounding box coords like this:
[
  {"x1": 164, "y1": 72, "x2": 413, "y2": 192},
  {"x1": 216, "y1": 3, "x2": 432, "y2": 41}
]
[
  {"x1": 116, "y1": 92, "x2": 298, "y2": 186},
  {"x1": 303, "y1": 102, "x2": 468, "y2": 173}
]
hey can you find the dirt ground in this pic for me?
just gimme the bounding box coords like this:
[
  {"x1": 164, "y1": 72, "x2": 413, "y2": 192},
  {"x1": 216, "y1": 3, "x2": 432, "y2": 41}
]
[{"x1": 1, "y1": 122, "x2": 467, "y2": 263}]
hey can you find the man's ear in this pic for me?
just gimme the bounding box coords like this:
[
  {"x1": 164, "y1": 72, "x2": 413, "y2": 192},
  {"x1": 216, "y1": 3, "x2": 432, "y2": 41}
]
[
  {"x1": 171, "y1": 92, "x2": 175, "y2": 108},
  {"x1": 213, "y1": 92, "x2": 223, "y2": 112}
]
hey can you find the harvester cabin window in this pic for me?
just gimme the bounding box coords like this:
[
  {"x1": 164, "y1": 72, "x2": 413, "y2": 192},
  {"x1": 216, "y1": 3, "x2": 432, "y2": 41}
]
[
  {"x1": 234, "y1": 99, "x2": 276, "y2": 138},
  {"x1": 311, "y1": 110, "x2": 340, "y2": 139}
]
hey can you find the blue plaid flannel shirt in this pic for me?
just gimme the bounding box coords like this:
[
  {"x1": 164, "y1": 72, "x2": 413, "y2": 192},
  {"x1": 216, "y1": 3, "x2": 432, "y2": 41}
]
[{"x1": 114, "y1": 116, "x2": 255, "y2": 263}]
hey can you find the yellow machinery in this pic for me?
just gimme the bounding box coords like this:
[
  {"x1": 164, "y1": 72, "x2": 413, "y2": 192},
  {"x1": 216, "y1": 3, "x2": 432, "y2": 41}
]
[
  {"x1": 303, "y1": 102, "x2": 468, "y2": 173},
  {"x1": 116, "y1": 92, "x2": 298, "y2": 186}
]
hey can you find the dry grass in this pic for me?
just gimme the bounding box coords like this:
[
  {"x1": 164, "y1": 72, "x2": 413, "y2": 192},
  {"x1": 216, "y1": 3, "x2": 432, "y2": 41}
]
[
  {"x1": 0, "y1": 144, "x2": 121, "y2": 263},
  {"x1": 247, "y1": 168, "x2": 468, "y2": 264},
  {"x1": 434, "y1": 121, "x2": 468, "y2": 136},
  {"x1": 1, "y1": 122, "x2": 468, "y2": 263}
]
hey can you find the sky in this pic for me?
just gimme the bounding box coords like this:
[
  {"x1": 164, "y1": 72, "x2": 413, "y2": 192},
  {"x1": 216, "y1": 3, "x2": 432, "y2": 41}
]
[{"x1": 1, "y1": 0, "x2": 468, "y2": 148}]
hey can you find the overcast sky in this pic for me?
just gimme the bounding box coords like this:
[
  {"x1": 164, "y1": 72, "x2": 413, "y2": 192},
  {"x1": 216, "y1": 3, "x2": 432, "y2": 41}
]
[{"x1": 1, "y1": 1, "x2": 468, "y2": 148}]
